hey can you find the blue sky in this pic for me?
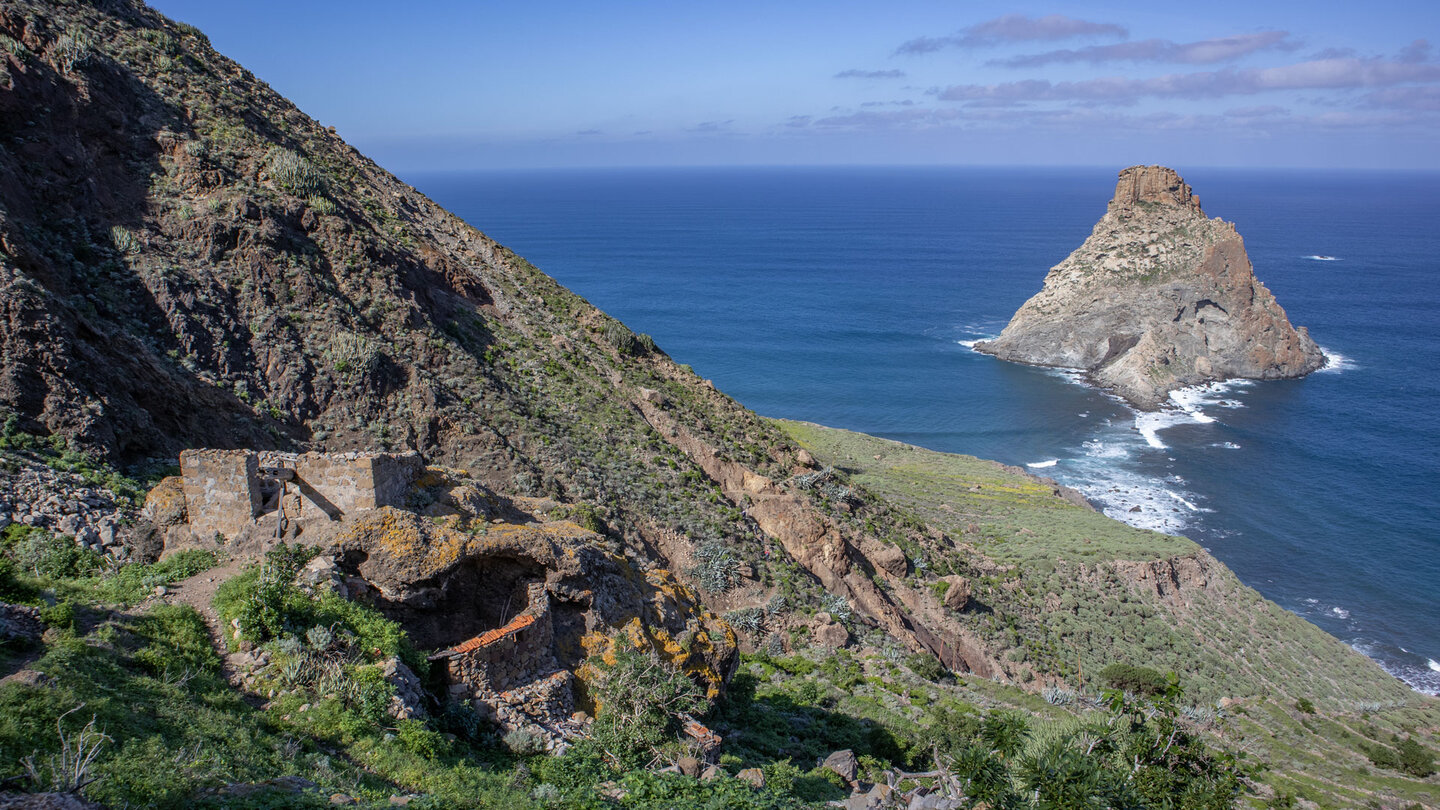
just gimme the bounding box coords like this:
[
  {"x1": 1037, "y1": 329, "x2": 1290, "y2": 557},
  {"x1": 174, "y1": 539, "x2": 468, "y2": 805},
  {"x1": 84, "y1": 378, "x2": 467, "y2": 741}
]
[{"x1": 147, "y1": 1, "x2": 1439, "y2": 170}]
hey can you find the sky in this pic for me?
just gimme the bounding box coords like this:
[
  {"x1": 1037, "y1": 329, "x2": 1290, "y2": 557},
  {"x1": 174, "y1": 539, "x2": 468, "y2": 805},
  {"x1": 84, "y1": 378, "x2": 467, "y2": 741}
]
[{"x1": 145, "y1": 0, "x2": 1440, "y2": 171}]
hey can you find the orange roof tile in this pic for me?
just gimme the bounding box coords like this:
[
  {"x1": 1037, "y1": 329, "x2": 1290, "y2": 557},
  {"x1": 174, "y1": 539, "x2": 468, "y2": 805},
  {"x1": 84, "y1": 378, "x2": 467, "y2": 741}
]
[{"x1": 440, "y1": 613, "x2": 539, "y2": 658}]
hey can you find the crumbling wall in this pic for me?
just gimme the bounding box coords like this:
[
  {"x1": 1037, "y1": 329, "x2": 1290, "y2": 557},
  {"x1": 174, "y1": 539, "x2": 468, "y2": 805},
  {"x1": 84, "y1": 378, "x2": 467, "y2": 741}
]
[
  {"x1": 257, "y1": 451, "x2": 423, "y2": 519},
  {"x1": 437, "y1": 583, "x2": 575, "y2": 733},
  {"x1": 177, "y1": 449, "x2": 424, "y2": 539},
  {"x1": 178, "y1": 449, "x2": 261, "y2": 540}
]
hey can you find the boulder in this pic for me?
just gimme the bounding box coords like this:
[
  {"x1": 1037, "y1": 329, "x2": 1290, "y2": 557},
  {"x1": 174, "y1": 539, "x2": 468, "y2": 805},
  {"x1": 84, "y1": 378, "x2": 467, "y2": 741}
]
[
  {"x1": 822, "y1": 749, "x2": 859, "y2": 785},
  {"x1": 861, "y1": 538, "x2": 908, "y2": 577},
  {"x1": 677, "y1": 756, "x2": 703, "y2": 778},
  {"x1": 812, "y1": 615, "x2": 850, "y2": 649},
  {"x1": 736, "y1": 767, "x2": 765, "y2": 788},
  {"x1": 940, "y1": 576, "x2": 970, "y2": 611}
]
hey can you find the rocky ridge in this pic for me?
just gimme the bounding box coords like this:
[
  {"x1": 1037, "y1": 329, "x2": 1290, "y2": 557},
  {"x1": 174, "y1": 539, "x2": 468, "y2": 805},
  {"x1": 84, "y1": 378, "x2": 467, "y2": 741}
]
[{"x1": 976, "y1": 165, "x2": 1325, "y2": 408}]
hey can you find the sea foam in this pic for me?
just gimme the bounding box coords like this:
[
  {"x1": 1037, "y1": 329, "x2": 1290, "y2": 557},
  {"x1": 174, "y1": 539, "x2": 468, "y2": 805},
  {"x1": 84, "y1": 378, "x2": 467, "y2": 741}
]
[
  {"x1": 1026, "y1": 459, "x2": 1058, "y2": 469},
  {"x1": 1317, "y1": 346, "x2": 1356, "y2": 373}
]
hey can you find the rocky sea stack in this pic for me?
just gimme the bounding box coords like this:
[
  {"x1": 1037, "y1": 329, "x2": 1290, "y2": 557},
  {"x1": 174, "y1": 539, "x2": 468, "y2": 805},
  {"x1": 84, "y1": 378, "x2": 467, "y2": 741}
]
[{"x1": 975, "y1": 165, "x2": 1326, "y2": 408}]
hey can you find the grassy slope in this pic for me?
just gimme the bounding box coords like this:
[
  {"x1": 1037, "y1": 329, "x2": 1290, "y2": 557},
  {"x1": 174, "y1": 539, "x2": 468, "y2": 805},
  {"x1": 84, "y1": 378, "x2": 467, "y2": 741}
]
[{"x1": 776, "y1": 420, "x2": 1440, "y2": 806}]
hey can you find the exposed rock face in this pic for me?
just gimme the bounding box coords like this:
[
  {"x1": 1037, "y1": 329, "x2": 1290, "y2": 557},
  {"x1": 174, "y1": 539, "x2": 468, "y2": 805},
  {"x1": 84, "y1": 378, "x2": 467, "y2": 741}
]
[{"x1": 976, "y1": 166, "x2": 1325, "y2": 408}]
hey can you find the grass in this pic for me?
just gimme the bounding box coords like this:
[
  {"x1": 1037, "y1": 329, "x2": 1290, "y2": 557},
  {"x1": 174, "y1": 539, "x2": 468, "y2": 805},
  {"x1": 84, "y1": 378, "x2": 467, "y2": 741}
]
[{"x1": 775, "y1": 419, "x2": 1195, "y2": 564}]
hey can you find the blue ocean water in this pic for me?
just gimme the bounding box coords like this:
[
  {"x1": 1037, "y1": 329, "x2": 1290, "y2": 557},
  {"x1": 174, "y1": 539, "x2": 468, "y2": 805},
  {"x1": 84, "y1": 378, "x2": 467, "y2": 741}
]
[{"x1": 409, "y1": 166, "x2": 1440, "y2": 695}]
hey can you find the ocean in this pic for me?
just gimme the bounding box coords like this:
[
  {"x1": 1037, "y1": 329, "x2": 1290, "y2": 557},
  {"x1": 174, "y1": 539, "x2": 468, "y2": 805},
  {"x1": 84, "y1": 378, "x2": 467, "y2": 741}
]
[{"x1": 408, "y1": 166, "x2": 1440, "y2": 695}]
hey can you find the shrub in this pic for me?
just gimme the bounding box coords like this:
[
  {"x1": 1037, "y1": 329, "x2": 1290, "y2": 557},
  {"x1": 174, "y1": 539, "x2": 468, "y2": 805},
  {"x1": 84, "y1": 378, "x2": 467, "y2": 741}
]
[
  {"x1": 109, "y1": 225, "x2": 140, "y2": 255},
  {"x1": 306, "y1": 195, "x2": 337, "y2": 215},
  {"x1": 265, "y1": 147, "x2": 325, "y2": 196},
  {"x1": 1397, "y1": 737, "x2": 1435, "y2": 777},
  {"x1": 9, "y1": 530, "x2": 103, "y2": 580},
  {"x1": 38, "y1": 601, "x2": 76, "y2": 633},
  {"x1": 1364, "y1": 742, "x2": 1401, "y2": 771},
  {"x1": 724, "y1": 606, "x2": 766, "y2": 638},
  {"x1": 601, "y1": 321, "x2": 642, "y2": 355},
  {"x1": 1294, "y1": 697, "x2": 1315, "y2": 714},
  {"x1": 589, "y1": 646, "x2": 707, "y2": 769},
  {"x1": 1098, "y1": 662, "x2": 1170, "y2": 697},
  {"x1": 905, "y1": 652, "x2": 946, "y2": 682},
  {"x1": 687, "y1": 541, "x2": 739, "y2": 594},
  {"x1": 502, "y1": 726, "x2": 547, "y2": 756},
  {"x1": 820, "y1": 593, "x2": 852, "y2": 624},
  {"x1": 0, "y1": 556, "x2": 39, "y2": 603},
  {"x1": 50, "y1": 28, "x2": 92, "y2": 73}
]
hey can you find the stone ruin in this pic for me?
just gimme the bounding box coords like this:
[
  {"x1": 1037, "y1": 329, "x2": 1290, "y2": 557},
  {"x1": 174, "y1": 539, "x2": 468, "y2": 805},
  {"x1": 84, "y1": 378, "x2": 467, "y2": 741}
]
[
  {"x1": 156, "y1": 450, "x2": 738, "y2": 752},
  {"x1": 427, "y1": 581, "x2": 584, "y2": 744},
  {"x1": 176, "y1": 448, "x2": 425, "y2": 542}
]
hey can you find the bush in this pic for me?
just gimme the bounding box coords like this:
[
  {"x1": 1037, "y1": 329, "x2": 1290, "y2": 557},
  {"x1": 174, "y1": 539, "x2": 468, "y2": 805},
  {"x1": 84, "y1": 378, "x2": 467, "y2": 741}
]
[
  {"x1": 213, "y1": 543, "x2": 319, "y2": 645},
  {"x1": 1294, "y1": 697, "x2": 1315, "y2": 714},
  {"x1": 601, "y1": 321, "x2": 643, "y2": 355},
  {"x1": 1397, "y1": 737, "x2": 1435, "y2": 777},
  {"x1": 38, "y1": 601, "x2": 76, "y2": 633},
  {"x1": 687, "y1": 542, "x2": 739, "y2": 594},
  {"x1": 8, "y1": 529, "x2": 103, "y2": 580},
  {"x1": 0, "y1": 556, "x2": 39, "y2": 603},
  {"x1": 1098, "y1": 663, "x2": 1169, "y2": 697},
  {"x1": 502, "y1": 726, "x2": 546, "y2": 756},
  {"x1": 589, "y1": 646, "x2": 707, "y2": 769},
  {"x1": 265, "y1": 147, "x2": 325, "y2": 196},
  {"x1": 906, "y1": 652, "x2": 946, "y2": 682}
]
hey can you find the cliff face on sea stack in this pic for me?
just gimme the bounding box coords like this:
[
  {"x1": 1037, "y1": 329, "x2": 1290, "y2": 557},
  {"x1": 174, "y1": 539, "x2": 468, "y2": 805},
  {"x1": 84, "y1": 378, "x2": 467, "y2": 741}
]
[{"x1": 975, "y1": 165, "x2": 1325, "y2": 408}]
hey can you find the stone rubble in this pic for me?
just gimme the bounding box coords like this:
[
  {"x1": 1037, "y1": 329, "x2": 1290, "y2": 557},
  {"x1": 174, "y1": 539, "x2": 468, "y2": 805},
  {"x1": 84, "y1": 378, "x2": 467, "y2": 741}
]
[{"x1": 0, "y1": 454, "x2": 131, "y2": 561}]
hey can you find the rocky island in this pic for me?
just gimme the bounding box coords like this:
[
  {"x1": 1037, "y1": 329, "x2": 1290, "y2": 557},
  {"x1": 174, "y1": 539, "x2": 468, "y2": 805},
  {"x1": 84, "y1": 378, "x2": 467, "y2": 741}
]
[{"x1": 976, "y1": 165, "x2": 1326, "y2": 408}]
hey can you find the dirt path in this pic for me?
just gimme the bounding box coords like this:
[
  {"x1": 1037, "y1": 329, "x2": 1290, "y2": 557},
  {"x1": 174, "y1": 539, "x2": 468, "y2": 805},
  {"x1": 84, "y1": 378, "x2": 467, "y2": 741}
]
[{"x1": 139, "y1": 554, "x2": 256, "y2": 688}]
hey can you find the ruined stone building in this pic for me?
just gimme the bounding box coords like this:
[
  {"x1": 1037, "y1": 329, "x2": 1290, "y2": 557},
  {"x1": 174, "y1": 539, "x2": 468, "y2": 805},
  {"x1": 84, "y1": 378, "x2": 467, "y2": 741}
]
[
  {"x1": 428, "y1": 581, "x2": 578, "y2": 736},
  {"x1": 177, "y1": 448, "x2": 423, "y2": 540}
]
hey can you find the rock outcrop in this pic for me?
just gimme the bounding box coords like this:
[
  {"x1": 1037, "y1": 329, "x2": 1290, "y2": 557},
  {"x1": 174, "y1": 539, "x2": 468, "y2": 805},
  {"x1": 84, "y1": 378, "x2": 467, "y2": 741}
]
[{"x1": 975, "y1": 165, "x2": 1325, "y2": 408}]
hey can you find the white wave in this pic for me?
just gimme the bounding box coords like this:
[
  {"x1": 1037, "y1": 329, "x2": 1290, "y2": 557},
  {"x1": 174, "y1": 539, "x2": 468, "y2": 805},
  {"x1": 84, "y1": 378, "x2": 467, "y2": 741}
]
[
  {"x1": 1026, "y1": 459, "x2": 1058, "y2": 469},
  {"x1": 1082, "y1": 439, "x2": 1127, "y2": 459},
  {"x1": 1348, "y1": 643, "x2": 1440, "y2": 696},
  {"x1": 1167, "y1": 491, "x2": 1199, "y2": 511},
  {"x1": 956, "y1": 338, "x2": 983, "y2": 349},
  {"x1": 1058, "y1": 457, "x2": 1205, "y2": 534},
  {"x1": 1329, "y1": 606, "x2": 1351, "y2": 620},
  {"x1": 1317, "y1": 347, "x2": 1356, "y2": 373},
  {"x1": 1304, "y1": 254, "x2": 1340, "y2": 261},
  {"x1": 1211, "y1": 441, "x2": 1241, "y2": 449},
  {"x1": 1134, "y1": 412, "x2": 1179, "y2": 449}
]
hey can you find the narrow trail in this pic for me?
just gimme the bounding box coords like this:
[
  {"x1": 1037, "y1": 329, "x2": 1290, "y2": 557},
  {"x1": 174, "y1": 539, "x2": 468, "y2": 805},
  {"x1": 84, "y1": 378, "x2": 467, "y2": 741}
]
[{"x1": 140, "y1": 554, "x2": 255, "y2": 687}]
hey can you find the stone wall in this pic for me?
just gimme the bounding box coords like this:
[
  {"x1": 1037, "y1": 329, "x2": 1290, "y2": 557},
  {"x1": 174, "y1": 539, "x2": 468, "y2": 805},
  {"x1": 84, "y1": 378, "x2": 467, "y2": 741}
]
[
  {"x1": 178, "y1": 449, "x2": 424, "y2": 539},
  {"x1": 442, "y1": 583, "x2": 556, "y2": 695},
  {"x1": 257, "y1": 450, "x2": 423, "y2": 521},
  {"x1": 179, "y1": 449, "x2": 261, "y2": 540}
]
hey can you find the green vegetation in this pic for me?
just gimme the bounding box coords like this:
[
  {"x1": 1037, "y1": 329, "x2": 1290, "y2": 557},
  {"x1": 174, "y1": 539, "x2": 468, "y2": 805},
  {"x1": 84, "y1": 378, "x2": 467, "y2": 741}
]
[
  {"x1": 1, "y1": 524, "x2": 215, "y2": 607},
  {"x1": 0, "y1": 414, "x2": 158, "y2": 507},
  {"x1": 214, "y1": 544, "x2": 421, "y2": 673},
  {"x1": 776, "y1": 419, "x2": 1191, "y2": 564},
  {"x1": 1098, "y1": 663, "x2": 1170, "y2": 697}
]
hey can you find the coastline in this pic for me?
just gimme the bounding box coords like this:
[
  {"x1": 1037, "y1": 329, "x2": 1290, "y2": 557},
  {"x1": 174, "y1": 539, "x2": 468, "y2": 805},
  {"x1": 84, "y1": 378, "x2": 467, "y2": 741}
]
[{"x1": 961, "y1": 338, "x2": 1439, "y2": 696}]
